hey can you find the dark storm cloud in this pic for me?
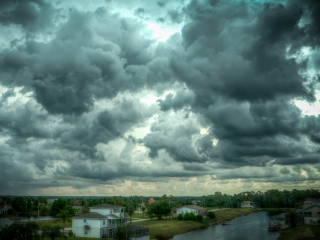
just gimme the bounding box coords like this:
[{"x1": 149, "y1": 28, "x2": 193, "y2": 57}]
[
  {"x1": 0, "y1": 0, "x2": 57, "y2": 32},
  {"x1": 1, "y1": 0, "x2": 320, "y2": 194}
]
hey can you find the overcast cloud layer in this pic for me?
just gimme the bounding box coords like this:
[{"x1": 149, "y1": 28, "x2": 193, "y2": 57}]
[{"x1": 0, "y1": 0, "x2": 320, "y2": 196}]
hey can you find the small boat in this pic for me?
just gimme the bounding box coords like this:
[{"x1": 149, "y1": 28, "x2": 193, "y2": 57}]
[
  {"x1": 221, "y1": 221, "x2": 229, "y2": 225},
  {"x1": 268, "y1": 220, "x2": 281, "y2": 231}
]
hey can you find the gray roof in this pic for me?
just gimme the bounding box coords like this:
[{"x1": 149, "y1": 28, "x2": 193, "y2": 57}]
[
  {"x1": 177, "y1": 205, "x2": 206, "y2": 211},
  {"x1": 72, "y1": 212, "x2": 106, "y2": 219},
  {"x1": 89, "y1": 204, "x2": 125, "y2": 209},
  {"x1": 106, "y1": 214, "x2": 120, "y2": 219}
]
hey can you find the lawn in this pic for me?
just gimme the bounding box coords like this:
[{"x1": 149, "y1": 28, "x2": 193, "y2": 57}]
[
  {"x1": 32, "y1": 219, "x2": 72, "y2": 229},
  {"x1": 129, "y1": 219, "x2": 208, "y2": 239},
  {"x1": 262, "y1": 208, "x2": 291, "y2": 211},
  {"x1": 278, "y1": 225, "x2": 320, "y2": 240},
  {"x1": 211, "y1": 208, "x2": 258, "y2": 222},
  {"x1": 126, "y1": 212, "x2": 148, "y2": 219}
]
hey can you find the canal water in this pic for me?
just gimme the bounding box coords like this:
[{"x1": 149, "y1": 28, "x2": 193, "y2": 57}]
[
  {"x1": 0, "y1": 216, "x2": 56, "y2": 228},
  {"x1": 173, "y1": 211, "x2": 286, "y2": 240}
]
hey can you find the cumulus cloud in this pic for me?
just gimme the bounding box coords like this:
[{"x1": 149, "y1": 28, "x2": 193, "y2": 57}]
[{"x1": 0, "y1": 0, "x2": 320, "y2": 195}]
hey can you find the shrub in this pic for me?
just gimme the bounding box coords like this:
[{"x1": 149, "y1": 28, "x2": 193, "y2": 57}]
[
  {"x1": 189, "y1": 212, "x2": 195, "y2": 220},
  {"x1": 195, "y1": 214, "x2": 203, "y2": 221},
  {"x1": 154, "y1": 233, "x2": 169, "y2": 240},
  {"x1": 207, "y1": 211, "x2": 216, "y2": 219},
  {"x1": 184, "y1": 212, "x2": 190, "y2": 220},
  {"x1": 68, "y1": 230, "x2": 73, "y2": 237},
  {"x1": 177, "y1": 214, "x2": 183, "y2": 220}
]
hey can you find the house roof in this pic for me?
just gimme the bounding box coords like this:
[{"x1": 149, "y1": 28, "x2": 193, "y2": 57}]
[
  {"x1": 72, "y1": 212, "x2": 106, "y2": 219},
  {"x1": 106, "y1": 214, "x2": 121, "y2": 219},
  {"x1": 302, "y1": 205, "x2": 320, "y2": 211},
  {"x1": 241, "y1": 201, "x2": 254, "y2": 204},
  {"x1": 89, "y1": 204, "x2": 125, "y2": 209},
  {"x1": 177, "y1": 205, "x2": 206, "y2": 211}
]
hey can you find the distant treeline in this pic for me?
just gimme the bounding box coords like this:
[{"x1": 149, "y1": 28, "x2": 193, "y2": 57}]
[{"x1": 1, "y1": 189, "x2": 319, "y2": 216}]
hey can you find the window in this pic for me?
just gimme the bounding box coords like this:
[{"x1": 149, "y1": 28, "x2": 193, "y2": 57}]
[
  {"x1": 103, "y1": 230, "x2": 105, "y2": 233},
  {"x1": 317, "y1": 212, "x2": 320, "y2": 215},
  {"x1": 304, "y1": 212, "x2": 312, "y2": 217},
  {"x1": 103, "y1": 220, "x2": 105, "y2": 225},
  {"x1": 85, "y1": 232, "x2": 87, "y2": 234},
  {"x1": 84, "y1": 219, "x2": 86, "y2": 223}
]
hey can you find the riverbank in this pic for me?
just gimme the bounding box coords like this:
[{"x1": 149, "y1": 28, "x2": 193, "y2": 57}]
[
  {"x1": 129, "y1": 219, "x2": 208, "y2": 239},
  {"x1": 262, "y1": 208, "x2": 291, "y2": 211},
  {"x1": 278, "y1": 225, "x2": 320, "y2": 240},
  {"x1": 211, "y1": 208, "x2": 258, "y2": 222}
]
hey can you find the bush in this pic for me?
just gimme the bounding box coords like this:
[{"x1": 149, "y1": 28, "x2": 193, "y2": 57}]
[
  {"x1": 177, "y1": 214, "x2": 183, "y2": 220},
  {"x1": 184, "y1": 212, "x2": 190, "y2": 220},
  {"x1": 154, "y1": 233, "x2": 169, "y2": 240},
  {"x1": 207, "y1": 211, "x2": 216, "y2": 219},
  {"x1": 195, "y1": 214, "x2": 203, "y2": 221},
  {"x1": 68, "y1": 230, "x2": 73, "y2": 237},
  {"x1": 189, "y1": 212, "x2": 195, "y2": 220}
]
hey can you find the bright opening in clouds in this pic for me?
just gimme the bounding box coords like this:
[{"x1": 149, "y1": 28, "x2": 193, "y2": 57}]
[{"x1": 0, "y1": 0, "x2": 320, "y2": 196}]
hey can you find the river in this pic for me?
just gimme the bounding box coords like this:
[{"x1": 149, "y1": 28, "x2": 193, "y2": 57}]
[
  {"x1": 0, "y1": 216, "x2": 56, "y2": 228},
  {"x1": 173, "y1": 211, "x2": 286, "y2": 240}
]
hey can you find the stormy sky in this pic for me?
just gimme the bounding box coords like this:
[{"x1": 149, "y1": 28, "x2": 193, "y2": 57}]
[{"x1": 0, "y1": 0, "x2": 320, "y2": 196}]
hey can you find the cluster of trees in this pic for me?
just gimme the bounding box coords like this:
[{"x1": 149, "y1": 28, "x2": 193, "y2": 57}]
[
  {"x1": 177, "y1": 212, "x2": 203, "y2": 221},
  {"x1": 196, "y1": 189, "x2": 320, "y2": 209}
]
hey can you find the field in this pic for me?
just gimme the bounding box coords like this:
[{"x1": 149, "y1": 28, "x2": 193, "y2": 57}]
[
  {"x1": 210, "y1": 208, "x2": 258, "y2": 222},
  {"x1": 32, "y1": 219, "x2": 72, "y2": 229},
  {"x1": 129, "y1": 219, "x2": 208, "y2": 239},
  {"x1": 278, "y1": 225, "x2": 320, "y2": 240}
]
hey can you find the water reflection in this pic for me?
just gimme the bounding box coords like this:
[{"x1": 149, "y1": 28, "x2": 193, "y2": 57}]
[
  {"x1": 0, "y1": 216, "x2": 56, "y2": 228},
  {"x1": 173, "y1": 211, "x2": 286, "y2": 240}
]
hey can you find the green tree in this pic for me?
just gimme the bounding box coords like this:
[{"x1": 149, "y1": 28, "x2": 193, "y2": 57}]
[
  {"x1": 195, "y1": 214, "x2": 203, "y2": 221},
  {"x1": 55, "y1": 210, "x2": 72, "y2": 233},
  {"x1": 141, "y1": 206, "x2": 146, "y2": 218},
  {"x1": 285, "y1": 210, "x2": 301, "y2": 227},
  {"x1": 0, "y1": 221, "x2": 39, "y2": 240},
  {"x1": 128, "y1": 206, "x2": 134, "y2": 223},
  {"x1": 113, "y1": 223, "x2": 133, "y2": 240},
  {"x1": 184, "y1": 212, "x2": 190, "y2": 220},
  {"x1": 177, "y1": 214, "x2": 183, "y2": 220},
  {"x1": 11, "y1": 197, "x2": 26, "y2": 216},
  {"x1": 147, "y1": 201, "x2": 171, "y2": 220},
  {"x1": 51, "y1": 199, "x2": 68, "y2": 216},
  {"x1": 189, "y1": 212, "x2": 196, "y2": 220},
  {"x1": 41, "y1": 225, "x2": 66, "y2": 240},
  {"x1": 207, "y1": 211, "x2": 216, "y2": 219}
]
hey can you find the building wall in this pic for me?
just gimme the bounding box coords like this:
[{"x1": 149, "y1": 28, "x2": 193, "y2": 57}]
[
  {"x1": 176, "y1": 207, "x2": 206, "y2": 216},
  {"x1": 72, "y1": 227, "x2": 100, "y2": 238},
  {"x1": 303, "y1": 206, "x2": 320, "y2": 225},
  {"x1": 241, "y1": 203, "x2": 254, "y2": 208}
]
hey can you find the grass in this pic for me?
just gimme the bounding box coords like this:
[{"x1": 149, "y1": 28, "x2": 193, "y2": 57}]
[
  {"x1": 129, "y1": 219, "x2": 208, "y2": 239},
  {"x1": 278, "y1": 225, "x2": 320, "y2": 240},
  {"x1": 211, "y1": 208, "x2": 258, "y2": 222},
  {"x1": 32, "y1": 219, "x2": 72, "y2": 229},
  {"x1": 262, "y1": 208, "x2": 291, "y2": 211},
  {"x1": 126, "y1": 212, "x2": 148, "y2": 219}
]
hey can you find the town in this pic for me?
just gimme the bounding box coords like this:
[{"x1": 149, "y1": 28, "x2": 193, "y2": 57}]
[{"x1": 0, "y1": 189, "x2": 319, "y2": 239}]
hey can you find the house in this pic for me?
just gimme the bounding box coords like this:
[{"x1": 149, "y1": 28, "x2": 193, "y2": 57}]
[
  {"x1": 215, "y1": 192, "x2": 222, "y2": 195},
  {"x1": 191, "y1": 200, "x2": 201, "y2": 205},
  {"x1": 0, "y1": 203, "x2": 11, "y2": 215},
  {"x1": 138, "y1": 198, "x2": 156, "y2": 213},
  {"x1": 47, "y1": 199, "x2": 57, "y2": 204},
  {"x1": 302, "y1": 205, "x2": 320, "y2": 225},
  {"x1": 241, "y1": 201, "x2": 256, "y2": 208},
  {"x1": 303, "y1": 198, "x2": 320, "y2": 209},
  {"x1": 176, "y1": 205, "x2": 207, "y2": 218},
  {"x1": 72, "y1": 204, "x2": 149, "y2": 239}
]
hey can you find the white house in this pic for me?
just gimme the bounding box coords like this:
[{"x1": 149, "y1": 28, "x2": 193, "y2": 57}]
[
  {"x1": 241, "y1": 201, "x2": 256, "y2": 208},
  {"x1": 302, "y1": 205, "x2": 320, "y2": 225},
  {"x1": 72, "y1": 204, "x2": 149, "y2": 239},
  {"x1": 176, "y1": 205, "x2": 207, "y2": 218}
]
